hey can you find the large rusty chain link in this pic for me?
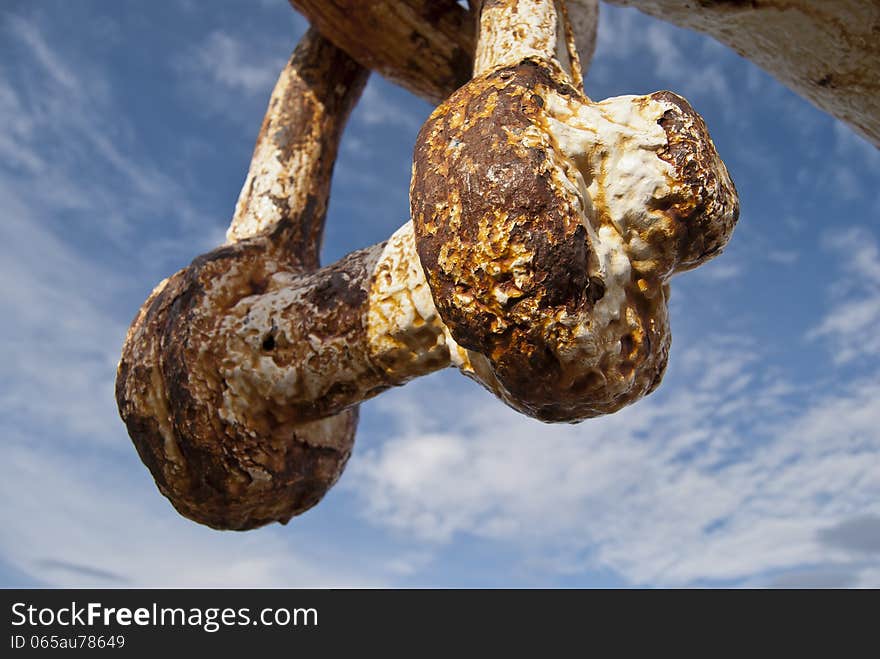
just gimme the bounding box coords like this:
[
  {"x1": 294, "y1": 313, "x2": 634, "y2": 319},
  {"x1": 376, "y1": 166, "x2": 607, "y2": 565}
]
[{"x1": 116, "y1": 0, "x2": 738, "y2": 530}]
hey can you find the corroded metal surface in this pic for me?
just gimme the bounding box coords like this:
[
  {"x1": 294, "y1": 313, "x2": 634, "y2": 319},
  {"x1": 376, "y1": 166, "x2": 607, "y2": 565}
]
[
  {"x1": 116, "y1": 0, "x2": 739, "y2": 530},
  {"x1": 292, "y1": 0, "x2": 880, "y2": 146},
  {"x1": 411, "y1": 1, "x2": 738, "y2": 422},
  {"x1": 289, "y1": 0, "x2": 475, "y2": 105},
  {"x1": 116, "y1": 30, "x2": 368, "y2": 530},
  {"x1": 291, "y1": 0, "x2": 598, "y2": 105},
  {"x1": 227, "y1": 28, "x2": 367, "y2": 260},
  {"x1": 600, "y1": 0, "x2": 880, "y2": 146},
  {"x1": 474, "y1": 0, "x2": 560, "y2": 76}
]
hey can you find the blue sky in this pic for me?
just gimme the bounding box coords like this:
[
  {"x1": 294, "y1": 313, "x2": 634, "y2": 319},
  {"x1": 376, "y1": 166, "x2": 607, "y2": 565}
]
[{"x1": 1, "y1": 0, "x2": 879, "y2": 588}]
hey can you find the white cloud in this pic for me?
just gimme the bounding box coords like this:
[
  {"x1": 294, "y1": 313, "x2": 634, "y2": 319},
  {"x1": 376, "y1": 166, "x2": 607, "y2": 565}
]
[
  {"x1": 692, "y1": 259, "x2": 743, "y2": 282},
  {"x1": 9, "y1": 14, "x2": 79, "y2": 91},
  {"x1": 0, "y1": 14, "x2": 210, "y2": 447},
  {"x1": 349, "y1": 333, "x2": 880, "y2": 586},
  {"x1": 0, "y1": 15, "x2": 206, "y2": 249},
  {"x1": 0, "y1": 192, "x2": 128, "y2": 445},
  {"x1": 174, "y1": 22, "x2": 312, "y2": 129},
  {"x1": 356, "y1": 81, "x2": 425, "y2": 132},
  {"x1": 0, "y1": 440, "x2": 382, "y2": 587},
  {"x1": 644, "y1": 21, "x2": 684, "y2": 80},
  {"x1": 590, "y1": 5, "x2": 731, "y2": 107},
  {"x1": 832, "y1": 118, "x2": 880, "y2": 166},
  {"x1": 767, "y1": 250, "x2": 799, "y2": 265},
  {"x1": 182, "y1": 30, "x2": 283, "y2": 97},
  {"x1": 807, "y1": 227, "x2": 880, "y2": 364}
]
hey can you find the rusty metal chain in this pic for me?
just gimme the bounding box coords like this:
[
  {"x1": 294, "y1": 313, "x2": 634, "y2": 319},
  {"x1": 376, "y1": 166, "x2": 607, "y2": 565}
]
[{"x1": 116, "y1": 0, "x2": 737, "y2": 530}]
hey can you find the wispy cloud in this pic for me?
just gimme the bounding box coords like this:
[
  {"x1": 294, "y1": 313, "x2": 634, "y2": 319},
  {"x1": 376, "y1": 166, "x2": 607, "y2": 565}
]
[
  {"x1": 0, "y1": 13, "x2": 211, "y2": 448},
  {"x1": 807, "y1": 227, "x2": 880, "y2": 365},
  {"x1": 349, "y1": 332, "x2": 880, "y2": 587},
  {"x1": 0, "y1": 190, "x2": 127, "y2": 445},
  {"x1": 0, "y1": 441, "x2": 383, "y2": 587},
  {"x1": 589, "y1": 5, "x2": 732, "y2": 110},
  {"x1": 1, "y1": 14, "x2": 206, "y2": 254},
  {"x1": 181, "y1": 30, "x2": 283, "y2": 98},
  {"x1": 356, "y1": 82, "x2": 425, "y2": 132},
  {"x1": 692, "y1": 259, "x2": 743, "y2": 282},
  {"x1": 174, "y1": 22, "x2": 309, "y2": 129},
  {"x1": 767, "y1": 250, "x2": 799, "y2": 265}
]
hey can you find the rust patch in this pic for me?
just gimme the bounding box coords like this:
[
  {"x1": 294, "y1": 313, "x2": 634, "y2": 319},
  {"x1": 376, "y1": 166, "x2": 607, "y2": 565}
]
[
  {"x1": 116, "y1": 31, "x2": 369, "y2": 531},
  {"x1": 412, "y1": 59, "x2": 606, "y2": 420},
  {"x1": 651, "y1": 91, "x2": 739, "y2": 272},
  {"x1": 116, "y1": 239, "x2": 361, "y2": 530},
  {"x1": 412, "y1": 56, "x2": 737, "y2": 422}
]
